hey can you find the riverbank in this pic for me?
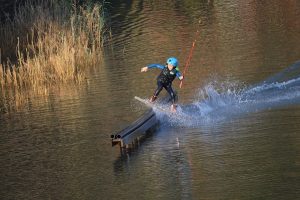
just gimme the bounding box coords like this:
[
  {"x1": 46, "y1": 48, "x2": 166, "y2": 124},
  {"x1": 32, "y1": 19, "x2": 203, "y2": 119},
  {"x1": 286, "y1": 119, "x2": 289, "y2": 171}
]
[{"x1": 0, "y1": 0, "x2": 109, "y2": 113}]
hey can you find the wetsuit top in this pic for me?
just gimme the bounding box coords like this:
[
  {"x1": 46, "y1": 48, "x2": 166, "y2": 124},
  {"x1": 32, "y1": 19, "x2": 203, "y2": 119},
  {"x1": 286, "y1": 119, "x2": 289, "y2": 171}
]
[{"x1": 147, "y1": 64, "x2": 182, "y2": 84}]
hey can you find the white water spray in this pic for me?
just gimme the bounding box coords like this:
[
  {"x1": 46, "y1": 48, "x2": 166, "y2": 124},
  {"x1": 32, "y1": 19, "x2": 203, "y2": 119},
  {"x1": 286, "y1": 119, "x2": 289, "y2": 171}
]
[{"x1": 163, "y1": 61, "x2": 300, "y2": 127}]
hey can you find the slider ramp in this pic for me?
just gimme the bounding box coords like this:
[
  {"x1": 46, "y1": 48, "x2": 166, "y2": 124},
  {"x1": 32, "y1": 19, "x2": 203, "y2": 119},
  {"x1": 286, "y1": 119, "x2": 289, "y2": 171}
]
[
  {"x1": 111, "y1": 108, "x2": 159, "y2": 148},
  {"x1": 111, "y1": 96, "x2": 172, "y2": 148}
]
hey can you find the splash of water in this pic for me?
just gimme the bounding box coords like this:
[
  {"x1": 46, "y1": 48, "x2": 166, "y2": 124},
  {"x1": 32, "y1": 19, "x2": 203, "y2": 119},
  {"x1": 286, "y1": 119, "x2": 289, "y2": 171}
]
[{"x1": 161, "y1": 60, "x2": 300, "y2": 127}]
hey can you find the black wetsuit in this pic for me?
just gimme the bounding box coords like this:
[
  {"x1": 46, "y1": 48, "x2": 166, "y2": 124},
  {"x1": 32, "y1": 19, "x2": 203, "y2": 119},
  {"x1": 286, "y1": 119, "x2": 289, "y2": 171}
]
[{"x1": 147, "y1": 64, "x2": 182, "y2": 104}]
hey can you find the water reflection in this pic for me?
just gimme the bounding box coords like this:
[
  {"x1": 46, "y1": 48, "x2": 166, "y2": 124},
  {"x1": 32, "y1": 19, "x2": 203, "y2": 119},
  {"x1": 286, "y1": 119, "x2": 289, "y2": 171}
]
[
  {"x1": 112, "y1": 127, "x2": 194, "y2": 199},
  {"x1": 1, "y1": 0, "x2": 300, "y2": 199}
]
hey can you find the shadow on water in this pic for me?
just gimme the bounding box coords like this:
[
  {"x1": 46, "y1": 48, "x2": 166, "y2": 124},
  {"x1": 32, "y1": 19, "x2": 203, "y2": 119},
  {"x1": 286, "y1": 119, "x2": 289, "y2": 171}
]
[
  {"x1": 113, "y1": 127, "x2": 161, "y2": 175},
  {"x1": 113, "y1": 127, "x2": 194, "y2": 199}
]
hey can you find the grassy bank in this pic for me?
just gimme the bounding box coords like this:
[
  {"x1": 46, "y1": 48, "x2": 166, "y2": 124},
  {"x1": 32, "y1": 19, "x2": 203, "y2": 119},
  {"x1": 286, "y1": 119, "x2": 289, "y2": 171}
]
[{"x1": 0, "y1": 0, "x2": 107, "y2": 89}]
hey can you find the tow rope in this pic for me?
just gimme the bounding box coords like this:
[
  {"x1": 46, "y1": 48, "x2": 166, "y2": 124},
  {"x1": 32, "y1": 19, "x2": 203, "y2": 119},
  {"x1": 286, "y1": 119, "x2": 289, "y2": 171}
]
[{"x1": 179, "y1": 21, "x2": 201, "y2": 89}]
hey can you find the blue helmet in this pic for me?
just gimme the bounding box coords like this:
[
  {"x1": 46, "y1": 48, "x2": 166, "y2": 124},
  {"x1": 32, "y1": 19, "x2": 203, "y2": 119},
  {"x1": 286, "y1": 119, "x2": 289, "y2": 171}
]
[{"x1": 166, "y1": 57, "x2": 178, "y2": 67}]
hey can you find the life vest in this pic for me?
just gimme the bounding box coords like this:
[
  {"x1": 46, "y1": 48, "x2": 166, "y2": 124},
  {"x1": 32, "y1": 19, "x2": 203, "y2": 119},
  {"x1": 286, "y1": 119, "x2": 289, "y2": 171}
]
[{"x1": 157, "y1": 67, "x2": 178, "y2": 84}]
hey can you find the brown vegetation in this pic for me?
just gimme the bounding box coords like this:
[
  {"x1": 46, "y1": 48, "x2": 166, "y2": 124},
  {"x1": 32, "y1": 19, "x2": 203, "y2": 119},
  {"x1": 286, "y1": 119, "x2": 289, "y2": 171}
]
[
  {"x1": 0, "y1": 0, "x2": 108, "y2": 113},
  {"x1": 0, "y1": 0, "x2": 106, "y2": 88}
]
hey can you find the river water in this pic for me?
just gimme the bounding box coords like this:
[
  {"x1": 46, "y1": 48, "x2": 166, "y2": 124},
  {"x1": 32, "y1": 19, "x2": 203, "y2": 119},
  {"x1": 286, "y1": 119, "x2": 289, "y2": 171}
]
[{"x1": 1, "y1": 0, "x2": 300, "y2": 199}]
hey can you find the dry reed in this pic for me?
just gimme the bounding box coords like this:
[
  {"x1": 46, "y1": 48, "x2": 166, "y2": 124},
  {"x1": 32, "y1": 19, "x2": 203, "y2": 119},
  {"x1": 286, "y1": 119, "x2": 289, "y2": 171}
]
[
  {"x1": 0, "y1": 0, "x2": 106, "y2": 88},
  {"x1": 0, "y1": 0, "x2": 108, "y2": 113}
]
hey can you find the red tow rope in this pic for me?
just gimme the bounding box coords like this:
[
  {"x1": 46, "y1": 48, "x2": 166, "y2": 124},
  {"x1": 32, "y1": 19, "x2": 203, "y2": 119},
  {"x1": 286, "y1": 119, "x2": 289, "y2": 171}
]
[{"x1": 179, "y1": 26, "x2": 200, "y2": 89}]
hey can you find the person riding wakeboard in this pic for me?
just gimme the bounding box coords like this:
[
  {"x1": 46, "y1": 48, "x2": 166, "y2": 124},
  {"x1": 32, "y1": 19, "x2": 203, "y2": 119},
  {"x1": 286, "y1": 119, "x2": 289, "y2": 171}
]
[{"x1": 141, "y1": 57, "x2": 184, "y2": 112}]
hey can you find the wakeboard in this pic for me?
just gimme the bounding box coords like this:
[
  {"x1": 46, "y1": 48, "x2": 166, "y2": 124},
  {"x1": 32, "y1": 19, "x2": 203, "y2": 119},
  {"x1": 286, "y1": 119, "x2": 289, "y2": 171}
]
[
  {"x1": 134, "y1": 96, "x2": 194, "y2": 121},
  {"x1": 134, "y1": 96, "x2": 171, "y2": 113}
]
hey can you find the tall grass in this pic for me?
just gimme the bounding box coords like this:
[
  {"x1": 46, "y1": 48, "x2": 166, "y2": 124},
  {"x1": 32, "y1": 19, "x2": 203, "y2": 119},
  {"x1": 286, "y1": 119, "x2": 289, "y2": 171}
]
[
  {"x1": 0, "y1": 0, "x2": 108, "y2": 113},
  {"x1": 0, "y1": 0, "x2": 107, "y2": 88}
]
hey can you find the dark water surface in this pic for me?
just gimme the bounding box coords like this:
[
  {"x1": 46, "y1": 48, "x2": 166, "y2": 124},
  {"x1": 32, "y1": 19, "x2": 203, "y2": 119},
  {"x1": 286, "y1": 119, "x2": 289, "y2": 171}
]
[{"x1": 1, "y1": 0, "x2": 300, "y2": 199}]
